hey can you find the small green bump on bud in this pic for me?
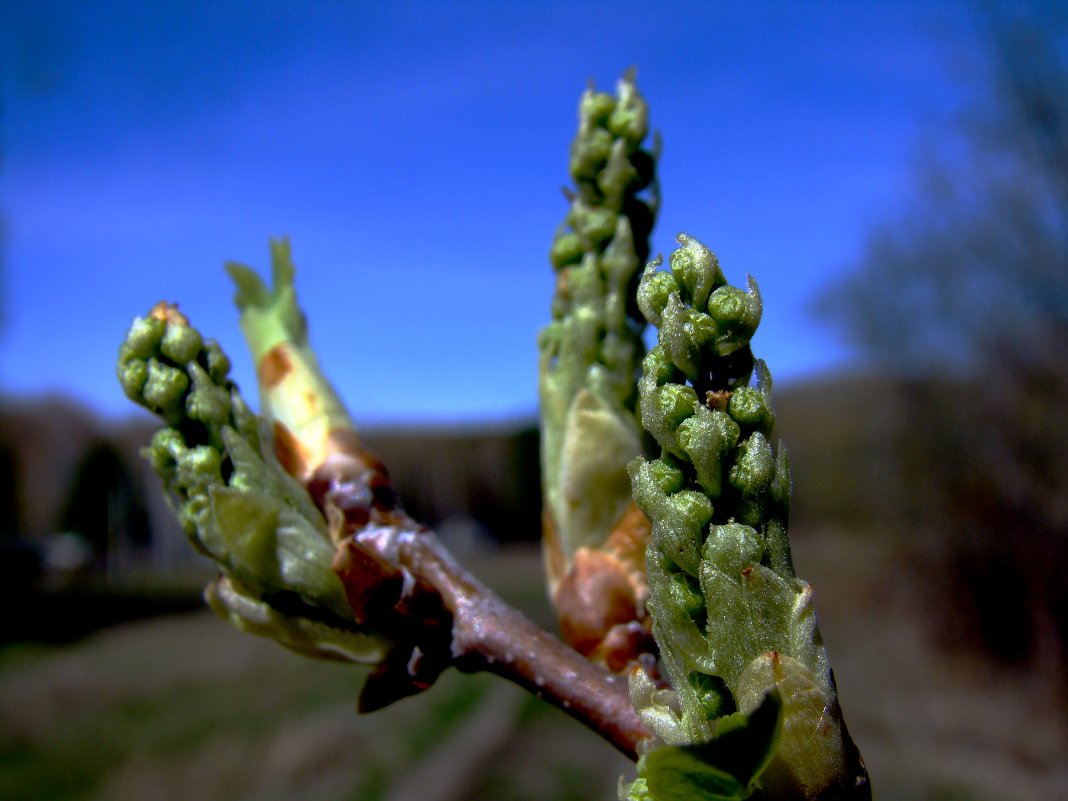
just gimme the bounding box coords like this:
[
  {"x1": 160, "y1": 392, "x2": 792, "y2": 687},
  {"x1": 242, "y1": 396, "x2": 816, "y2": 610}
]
[
  {"x1": 567, "y1": 255, "x2": 606, "y2": 306},
  {"x1": 688, "y1": 671, "x2": 734, "y2": 720},
  {"x1": 648, "y1": 456, "x2": 686, "y2": 494},
  {"x1": 568, "y1": 306, "x2": 603, "y2": 365},
  {"x1": 764, "y1": 518, "x2": 795, "y2": 581},
  {"x1": 124, "y1": 315, "x2": 166, "y2": 359},
  {"x1": 142, "y1": 358, "x2": 190, "y2": 415},
  {"x1": 598, "y1": 139, "x2": 639, "y2": 209},
  {"x1": 630, "y1": 460, "x2": 714, "y2": 576},
  {"x1": 729, "y1": 432, "x2": 775, "y2": 495},
  {"x1": 117, "y1": 357, "x2": 149, "y2": 401},
  {"x1": 676, "y1": 406, "x2": 740, "y2": 499},
  {"x1": 702, "y1": 522, "x2": 765, "y2": 578},
  {"x1": 642, "y1": 344, "x2": 678, "y2": 387},
  {"x1": 663, "y1": 296, "x2": 717, "y2": 380},
  {"x1": 570, "y1": 127, "x2": 615, "y2": 181},
  {"x1": 636, "y1": 262, "x2": 676, "y2": 328},
  {"x1": 537, "y1": 320, "x2": 562, "y2": 354},
  {"x1": 581, "y1": 90, "x2": 615, "y2": 127},
  {"x1": 203, "y1": 340, "x2": 232, "y2": 383},
  {"x1": 145, "y1": 426, "x2": 185, "y2": 476},
  {"x1": 178, "y1": 444, "x2": 223, "y2": 484},
  {"x1": 186, "y1": 362, "x2": 232, "y2": 425},
  {"x1": 602, "y1": 217, "x2": 638, "y2": 291},
  {"x1": 607, "y1": 77, "x2": 649, "y2": 143},
  {"x1": 550, "y1": 231, "x2": 585, "y2": 270},
  {"x1": 707, "y1": 276, "x2": 762, "y2": 357},
  {"x1": 569, "y1": 201, "x2": 617, "y2": 248},
  {"x1": 707, "y1": 285, "x2": 746, "y2": 326},
  {"x1": 160, "y1": 322, "x2": 203, "y2": 364},
  {"x1": 729, "y1": 433, "x2": 775, "y2": 525},
  {"x1": 654, "y1": 489, "x2": 713, "y2": 576},
  {"x1": 646, "y1": 383, "x2": 698, "y2": 449},
  {"x1": 670, "y1": 234, "x2": 720, "y2": 310},
  {"x1": 728, "y1": 386, "x2": 769, "y2": 429}
]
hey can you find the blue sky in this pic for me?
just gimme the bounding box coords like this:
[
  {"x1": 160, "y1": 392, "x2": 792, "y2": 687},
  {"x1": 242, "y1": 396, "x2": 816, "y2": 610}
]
[{"x1": 0, "y1": 1, "x2": 980, "y2": 424}]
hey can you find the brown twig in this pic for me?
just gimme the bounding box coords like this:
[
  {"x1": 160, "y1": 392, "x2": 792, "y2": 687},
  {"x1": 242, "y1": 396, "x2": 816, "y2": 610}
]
[
  {"x1": 296, "y1": 428, "x2": 650, "y2": 757},
  {"x1": 335, "y1": 523, "x2": 651, "y2": 760}
]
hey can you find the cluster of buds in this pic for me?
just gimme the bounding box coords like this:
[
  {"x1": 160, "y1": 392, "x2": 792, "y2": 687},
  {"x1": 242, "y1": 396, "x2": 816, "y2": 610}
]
[
  {"x1": 117, "y1": 295, "x2": 392, "y2": 667},
  {"x1": 538, "y1": 70, "x2": 659, "y2": 670},
  {"x1": 625, "y1": 234, "x2": 865, "y2": 800}
]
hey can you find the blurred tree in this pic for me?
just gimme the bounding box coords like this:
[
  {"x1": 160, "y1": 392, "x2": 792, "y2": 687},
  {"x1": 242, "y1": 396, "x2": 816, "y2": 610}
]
[{"x1": 816, "y1": 6, "x2": 1068, "y2": 683}]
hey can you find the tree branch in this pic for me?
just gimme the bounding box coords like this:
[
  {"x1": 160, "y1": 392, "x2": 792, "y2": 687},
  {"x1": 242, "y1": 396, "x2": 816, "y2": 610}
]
[{"x1": 336, "y1": 522, "x2": 651, "y2": 760}]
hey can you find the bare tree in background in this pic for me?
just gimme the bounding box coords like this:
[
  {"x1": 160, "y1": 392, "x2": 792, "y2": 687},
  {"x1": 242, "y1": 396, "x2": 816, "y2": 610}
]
[{"x1": 817, "y1": 6, "x2": 1068, "y2": 686}]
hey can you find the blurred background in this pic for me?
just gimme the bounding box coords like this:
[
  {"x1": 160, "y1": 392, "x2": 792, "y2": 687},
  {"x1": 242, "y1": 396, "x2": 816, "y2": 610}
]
[{"x1": 1, "y1": 1, "x2": 1067, "y2": 799}]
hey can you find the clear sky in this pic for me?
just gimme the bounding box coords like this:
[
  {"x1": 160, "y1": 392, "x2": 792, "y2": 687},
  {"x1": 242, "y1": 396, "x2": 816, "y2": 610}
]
[{"x1": 0, "y1": 1, "x2": 980, "y2": 424}]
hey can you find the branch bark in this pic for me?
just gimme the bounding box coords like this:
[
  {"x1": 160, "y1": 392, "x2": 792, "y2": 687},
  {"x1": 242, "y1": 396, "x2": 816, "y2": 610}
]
[{"x1": 335, "y1": 522, "x2": 651, "y2": 760}]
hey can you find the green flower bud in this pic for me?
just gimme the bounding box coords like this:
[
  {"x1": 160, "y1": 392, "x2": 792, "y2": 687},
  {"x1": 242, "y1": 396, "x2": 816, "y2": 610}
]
[
  {"x1": 580, "y1": 89, "x2": 615, "y2": 127},
  {"x1": 569, "y1": 200, "x2": 617, "y2": 248},
  {"x1": 117, "y1": 356, "x2": 149, "y2": 401},
  {"x1": 203, "y1": 339, "x2": 232, "y2": 383},
  {"x1": 701, "y1": 522, "x2": 764, "y2": 578},
  {"x1": 607, "y1": 73, "x2": 648, "y2": 143},
  {"x1": 647, "y1": 455, "x2": 686, "y2": 495},
  {"x1": 186, "y1": 362, "x2": 232, "y2": 426},
  {"x1": 124, "y1": 315, "x2": 166, "y2": 359},
  {"x1": 567, "y1": 254, "x2": 606, "y2": 307},
  {"x1": 602, "y1": 217, "x2": 639, "y2": 293},
  {"x1": 599, "y1": 139, "x2": 639, "y2": 208},
  {"x1": 707, "y1": 276, "x2": 762, "y2": 357},
  {"x1": 640, "y1": 381, "x2": 697, "y2": 454},
  {"x1": 628, "y1": 231, "x2": 865, "y2": 801},
  {"x1": 142, "y1": 358, "x2": 190, "y2": 417},
  {"x1": 570, "y1": 126, "x2": 615, "y2": 181},
  {"x1": 688, "y1": 672, "x2": 734, "y2": 721},
  {"x1": 550, "y1": 230, "x2": 585, "y2": 270},
  {"x1": 727, "y1": 386, "x2": 769, "y2": 430},
  {"x1": 670, "y1": 234, "x2": 721, "y2": 311},
  {"x1": 160, "y1": 319, "x2": 204, "y2": 364},
  {"x1": 676, "y1": 406, "x2": 740, "y2": 499},
  {"x1": 539, "y1": 72, "x2": 657, "y2": 667},
  {"x1": 729, "y1": 432, "x2": 775, "y2": 526},
  {"x1": 662, "y1": 295, "x2": 718, "y2": 380},
  {"x1": 637, "y1": 261, "x2": 676, "y2": 329},
  {"x1": 642, "y1": 344, "x2": 679, "y2": 387}
]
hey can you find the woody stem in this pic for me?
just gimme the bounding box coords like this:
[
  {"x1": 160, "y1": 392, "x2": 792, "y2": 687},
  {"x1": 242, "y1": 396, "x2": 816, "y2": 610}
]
[{"x1": 342, "y1": 523, "x2": 651, "y2": 760}]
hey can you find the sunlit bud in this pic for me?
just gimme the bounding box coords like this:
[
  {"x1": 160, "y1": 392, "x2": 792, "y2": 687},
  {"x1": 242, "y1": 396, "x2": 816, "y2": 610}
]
[
  {"x1": 707, "y1": 276, "x2": 762, "y2": 357},
  {"x1": 676, "y1": 406, "x2": 740, "y2": 499},
  {"x1": 636, "y1": 260, "x2": 676, "y2": 328},
  {"x1": 124, "y1": 314, "x2": 166, "y2": 359},
  {"x1": 160, "y1": 319, "x2": 203, "y2": 364},
  {"x1": 570, "y1": 126, "x2": 615, "y2": 182},
  {"x1": 550, "y1": 230, "x2": 585, "y2": 270},
  {"x1": 581, "y1": 89, "x2": 615, "y2": 126},
  {"x1": 569, "y1": 199, "x2": 618, "y2": 248},
  {"x1": 599, "y1": 139, "x2": 640, "y2": 208},
  {"x1": 142, "y1": 358, "x2": 190, "y2": 419},
  {"x1": 607, "y1": 72, "x2": 649, "y2": 143},
  {"x1": 670, "y1": 233, "x2": 721, "y2": 311}
]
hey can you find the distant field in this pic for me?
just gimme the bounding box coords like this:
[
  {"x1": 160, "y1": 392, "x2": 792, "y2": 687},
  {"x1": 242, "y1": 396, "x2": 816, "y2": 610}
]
[{"x1": 1, "y1": 537, "x2": 1065, "y2": 801}]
